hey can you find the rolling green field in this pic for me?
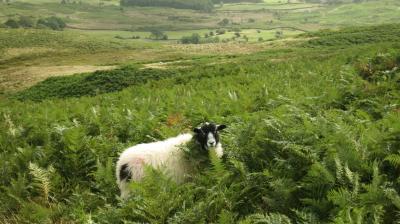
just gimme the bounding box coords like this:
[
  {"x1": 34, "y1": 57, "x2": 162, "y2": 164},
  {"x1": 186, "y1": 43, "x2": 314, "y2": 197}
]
[
  {"x1": 1, "y1": 0, "x2": 400, "y2": 223},
  {"x1": 2, "y1": 0, "x2": 399, "y2": 31},
  {"x1": 2, "y1": 0, "x2": 400, "y2": 94},
  {"x1": 0, "y1": 27, "x2": 275, "y2": 93}
]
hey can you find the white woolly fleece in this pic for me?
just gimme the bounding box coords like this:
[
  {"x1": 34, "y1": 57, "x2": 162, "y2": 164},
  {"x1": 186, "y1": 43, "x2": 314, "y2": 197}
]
[{"x1": 115, "y1": 133, "x2": 223, "y2": 199}]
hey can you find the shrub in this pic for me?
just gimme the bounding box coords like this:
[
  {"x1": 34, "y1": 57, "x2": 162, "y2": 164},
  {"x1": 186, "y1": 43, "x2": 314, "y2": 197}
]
[
  {"x1": 355, "y1": 53, "x2": 400, "y2": 81},
  {"x1": 218, "y1": 18, "x2": 230, "y2": 26},
  {"x1": 232, "y1": 27, "x2": 241, "y2": 32},
  {"x1": 37, "y1": 16, "x2": 66, "y2": 30},
  {"x1": 18, "y1": 16, "x2": 35, "y2": 28},
  {"x1": 275, "y1": 30, "x2": 283, "y2": 39},
  {"x1": 181, "y1": 33, "x2": 201, "y2": 44},
  {"x1": 200, "y1": 36, "x2": 220, "y2": 44},
  {"x1": 149, "y1": 29, "x2": 168, "y2": 40},
  {"x1": 4, "y1": 19, "x2": 19, "y2": 28},
  {"x1": 216, "y1": 28, "x2": 226, "y2": 35}
]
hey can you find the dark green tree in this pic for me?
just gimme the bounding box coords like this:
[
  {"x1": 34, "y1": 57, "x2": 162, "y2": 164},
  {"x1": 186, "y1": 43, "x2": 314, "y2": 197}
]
[
  {"x1": 37, "y1": 17, "x2": 66, "y2": 30},
  {"x1": 181, "y1": 33, "x2": 201, "y2": 44},
  {"x1": 149, "y1": 29, "x2": 168, "y2": 40},
  {"x1": 218, "y1": 18, "x2": 230, "y2": 26}
]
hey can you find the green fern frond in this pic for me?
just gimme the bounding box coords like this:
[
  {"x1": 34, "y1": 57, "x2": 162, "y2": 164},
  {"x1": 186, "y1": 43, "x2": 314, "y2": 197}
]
[
  {"x1": 209, "y1": 149, "x2": 227, "y2": 178},
  {"x1": 239, "y1": 213, "x2": 292, "y2": 224},
  {"x1": 332, "y1": 207, "x2": 365, "y2": 224},
  {"x1": 293, "y1": 209, "x2": 320, "y2": 224},
  {"x1": 344, "y1": 164, "x2": 353, "y2": 183},
  {"x1": 385, "y1": 188, "x2": 400, "y2": 209},
  {"x1": 335, "y1": 156, "x2": 344, "y2": 184},
  {"x1": 384, "y1": 154, "x2": 400, "y2": 168},
  {"x1": 218, "y1": 209, "x2": 236, "y2": 224},
  {"x1": 371, "y1": 205, "x2": 384, "y2": 224},
  {"x1": 343, "y1": 163, "x2": 360, "y2": 194},
  {"x1": 29, "y1": 162, "x2": 53, "y2": 203},
  {"x1": 395, "y1": 211, "x2": 400, "y2": 224},
  {"x1": 230, "y1": 159, "x2": 247, "y2": 177},
  {"x1": 327, "y1": 188, "x2": 353, "y2": 208},
  {"x1": 371, "y1": 161, "x2": 382, "y2": 188}
]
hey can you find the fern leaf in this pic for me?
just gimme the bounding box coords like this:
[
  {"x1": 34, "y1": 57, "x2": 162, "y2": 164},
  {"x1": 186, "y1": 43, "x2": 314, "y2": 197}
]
[
  {"x1": 209, "y1": 149, "x2": 226, "y2": 177},
  {"x1": 344, "y1": 163, "x2": 353, "y2": 183},
  {"x1": 293, "y1": 209, "x2": 320, "y2": 224},
  {"x1": 384, "y1": 188, "x2": 400, "y2": 209},
  {"x1": 335, "y1": 156, "x2": 344, "y2": 184},
  {"x1": 29, "y1": 162, "x2": 52, "y2": 203},
  {"x1": 240, "y1": 213, "x2": 292, "y2": 224},
  {"x1": 384, "y1": 154, "x2": 400, "y2": 168}
]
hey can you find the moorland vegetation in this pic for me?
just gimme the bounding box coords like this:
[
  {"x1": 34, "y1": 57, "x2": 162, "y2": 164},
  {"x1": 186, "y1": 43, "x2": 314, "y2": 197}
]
[{"x1": 1, "y1": 24, "x2": 400, "y2": 223}]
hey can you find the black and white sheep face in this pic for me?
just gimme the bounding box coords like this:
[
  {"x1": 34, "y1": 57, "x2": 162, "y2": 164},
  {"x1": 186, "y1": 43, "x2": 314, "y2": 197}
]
[{"x1": 193, "y1": 122, "x2": 227, "y2": 150}]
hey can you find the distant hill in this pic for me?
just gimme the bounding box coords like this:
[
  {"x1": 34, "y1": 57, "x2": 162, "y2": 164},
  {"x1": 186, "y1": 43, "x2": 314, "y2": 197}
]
[{"x1": 120, "y1": 0, "x2": 263, "y2": 11}]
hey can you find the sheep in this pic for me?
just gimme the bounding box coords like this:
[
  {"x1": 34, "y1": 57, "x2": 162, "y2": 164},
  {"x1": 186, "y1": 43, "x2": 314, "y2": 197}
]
[{"x1": 115, "y1": 122, "x2": 227, "y2": 199}]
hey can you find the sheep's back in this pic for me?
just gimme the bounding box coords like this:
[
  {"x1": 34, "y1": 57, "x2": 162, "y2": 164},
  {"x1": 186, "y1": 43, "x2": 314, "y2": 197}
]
[{"x1": 116, "y1": 133, "x2": 193, "y2": 182}]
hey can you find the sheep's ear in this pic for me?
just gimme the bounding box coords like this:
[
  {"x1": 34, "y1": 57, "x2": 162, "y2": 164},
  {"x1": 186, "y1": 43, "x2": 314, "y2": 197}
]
[
  {"x1": 193, "y1": 127, "x2": 202, "y2": 134},
  {"x1": 217, "y1": 124, "x2": 227, "y2": 131}
]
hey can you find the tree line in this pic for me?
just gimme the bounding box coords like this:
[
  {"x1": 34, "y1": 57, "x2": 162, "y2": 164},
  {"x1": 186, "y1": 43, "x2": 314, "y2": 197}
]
[
  {"x1": 3, "y1": 16, "x2": 66, "y2": 30},
  {"x1": 120, "y1": 0, "x2": 263, "y2": 11},
  {"x1": 120, "y1": 0, "x2": 214, "y2": 11}
]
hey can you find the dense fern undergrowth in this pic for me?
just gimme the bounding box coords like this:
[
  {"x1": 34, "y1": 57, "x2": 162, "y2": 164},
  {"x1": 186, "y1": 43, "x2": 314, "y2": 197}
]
[
  {"x1": 304, "y1": 24, "x2": 400, "y2": 47},
  {"x1": 14, "y1": 67, "x2": 178, "y2": 101},
  {"x1": 1, "y1": 26, "x2": 400, "y2": 223}
]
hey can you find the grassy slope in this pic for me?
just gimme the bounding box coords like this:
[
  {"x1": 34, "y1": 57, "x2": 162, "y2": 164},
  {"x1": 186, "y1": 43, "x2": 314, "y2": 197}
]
[
  {"x1": 1, "y1": 25, "x2": 400, "y2": 223},
  {"x1": 0, "y1": 27, "x2": 274, "y2": 93},
  {"x1": 1, "y1": 0, "x2": 400, "y2": 94},
  {"x1": 0, "y1": 28, "x2": 161, "y2": 68}
]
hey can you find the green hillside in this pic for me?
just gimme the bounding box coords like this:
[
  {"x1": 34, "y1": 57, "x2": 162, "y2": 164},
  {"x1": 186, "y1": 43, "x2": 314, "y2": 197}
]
[
  {"x1": 1, "y1": 24, "x2": 400, "y2": 223},
  {"x1": 1, "y1": 0, "x2": 400, "y2": 223}
]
